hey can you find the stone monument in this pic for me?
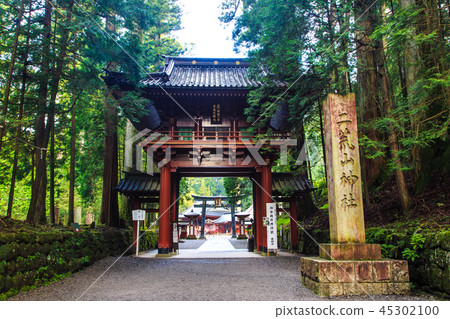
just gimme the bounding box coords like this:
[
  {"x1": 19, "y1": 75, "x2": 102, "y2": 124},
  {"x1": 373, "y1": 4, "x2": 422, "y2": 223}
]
[
  {"x1": 300, "y1": 93, "x2": 410, "y2": 296},
  {"x1": 74, "y1": 207, "x2": 82, "y2": 225}
]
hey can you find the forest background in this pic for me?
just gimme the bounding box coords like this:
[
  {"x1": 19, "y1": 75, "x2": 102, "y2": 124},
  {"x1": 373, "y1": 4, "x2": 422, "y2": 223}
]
[{"x1": 0, "y1": 0, "x2": 448, "y2": 230}]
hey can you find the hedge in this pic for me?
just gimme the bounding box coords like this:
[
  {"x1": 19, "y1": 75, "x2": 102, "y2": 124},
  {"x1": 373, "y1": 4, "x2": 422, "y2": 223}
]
[{"x1": 0, "y1": 227, "x2": 158, "y2": 299}]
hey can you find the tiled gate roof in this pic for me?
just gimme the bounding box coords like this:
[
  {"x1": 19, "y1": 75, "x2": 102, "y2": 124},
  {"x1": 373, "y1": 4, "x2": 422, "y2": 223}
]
[
  {"x1": 116, "y1": 171, "x2": 314, "y2": 197},
  {"x1": 140, "y1": 56, "x2": 264, "y2": 88}
]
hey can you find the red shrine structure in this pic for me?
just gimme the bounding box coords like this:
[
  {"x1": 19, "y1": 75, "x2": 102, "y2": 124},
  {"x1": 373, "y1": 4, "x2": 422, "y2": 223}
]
[
  {"x1": 178, "y1": 195, "x2": 249, "y2": 239},
  {"x1": 107, "y1": 56, "x2": 314, "y2": 255}
]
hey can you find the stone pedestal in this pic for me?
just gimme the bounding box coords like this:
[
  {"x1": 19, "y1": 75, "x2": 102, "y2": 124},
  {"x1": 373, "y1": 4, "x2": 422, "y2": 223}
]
[
  {"x1": 301, "y1": 257, "x2": 410, "y2": 297},
  {"x1": 319, "y1": 243, "x2": 381, "y2": 260}
]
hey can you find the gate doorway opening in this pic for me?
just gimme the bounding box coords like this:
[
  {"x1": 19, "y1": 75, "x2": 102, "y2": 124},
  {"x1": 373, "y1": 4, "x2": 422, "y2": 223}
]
[{"x1": 178, "y1": 177, "x2": 253, "y2": 242}]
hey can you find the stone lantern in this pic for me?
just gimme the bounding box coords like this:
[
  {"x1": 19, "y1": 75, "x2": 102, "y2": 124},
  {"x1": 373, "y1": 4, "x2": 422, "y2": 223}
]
[
  {"x1": 184, "y1": 209, "x2": 200, "y2": 239},
  {"x1": 235, "y1": 211, "x2": 250, "y2": 239}
]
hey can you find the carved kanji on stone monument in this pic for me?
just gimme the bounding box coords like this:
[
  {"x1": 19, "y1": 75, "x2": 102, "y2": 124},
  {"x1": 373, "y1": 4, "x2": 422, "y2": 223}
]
[{"x1": 323, "y1": 94, "x2": 365, "y2": 244}]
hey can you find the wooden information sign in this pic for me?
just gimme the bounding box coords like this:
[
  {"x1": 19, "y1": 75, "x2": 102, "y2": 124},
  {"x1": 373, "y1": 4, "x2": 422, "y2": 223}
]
[
  {"x1": 132, "y1": 209, "x2": 145, "y2": 221},
  {"x1": 266, "y1": 203, "x2": 278, "y2": 253}
]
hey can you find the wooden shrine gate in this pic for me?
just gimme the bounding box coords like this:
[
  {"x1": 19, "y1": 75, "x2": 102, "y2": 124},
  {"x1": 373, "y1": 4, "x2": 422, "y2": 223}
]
[{"x1": 107, "y1": 57, "x2": 314, "y2": 256}]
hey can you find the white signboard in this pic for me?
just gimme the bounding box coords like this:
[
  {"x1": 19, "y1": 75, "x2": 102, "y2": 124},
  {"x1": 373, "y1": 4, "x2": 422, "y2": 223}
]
[
  {"x1": 173, "y1": 223, "x2": 178, "y2": 243},
  {"x1": 132, "y1": 209, "x2": 145, "y2": 221},
  {"x1": 266, "y1": 203, "x2": 277, "y2": 250}
]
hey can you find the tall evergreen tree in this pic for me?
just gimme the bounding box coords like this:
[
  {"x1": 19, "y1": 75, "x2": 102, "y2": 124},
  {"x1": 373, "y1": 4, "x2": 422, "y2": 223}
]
[{"x1": 0, "y1": 0, "x2": 183, "y2": 223}]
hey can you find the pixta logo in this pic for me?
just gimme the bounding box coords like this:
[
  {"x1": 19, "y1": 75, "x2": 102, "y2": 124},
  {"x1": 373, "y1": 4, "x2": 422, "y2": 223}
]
[
  {"x1": 125, "y1": 130, "x2": 171, "y2": 176},
  {"x1": 126, "y1": 130, "x2": 321, "y2": 174}
]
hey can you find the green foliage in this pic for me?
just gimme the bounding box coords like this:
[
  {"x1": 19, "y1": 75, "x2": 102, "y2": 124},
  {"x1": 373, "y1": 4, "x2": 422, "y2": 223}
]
[
  {"x1": 0, "y1": 0, "x2": 183, "y2": 222},
  {"x1": 402, "y1": 233, "x2": 426, "y2": 262},
  {"x1": 0, "y1": 180, "x2": 31, "y2": 220},
  {"x1": 303, "y1": 105, "x2": 326, "y2": 181},
  {"x1": 277, "y1": 214, "x2": 291, "y2": 228},
  {"x1": 359, "y1": 0, "x2": 449, "y2": 183},
  {"x1": 380, "y1": 244, "x2": 399, "y2": 259},
  {"x1": 359, "y1": 135, "x2": 387, "y2": 160},
  {"x1": 223, "y1": 177, "x2": 252, "y2": 210},
  {"x1": 179, "y1": 177, "x2": 227, "y2": 212},
  {"x1": 366, "y1": 225, "x2": 435, "y2": 262}
]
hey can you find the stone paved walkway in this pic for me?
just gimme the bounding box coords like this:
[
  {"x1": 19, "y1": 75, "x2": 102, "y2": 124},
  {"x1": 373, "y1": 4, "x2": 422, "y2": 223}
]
[
  {"x1": 196, "y1": 236, "x2": 235, "y2": 251},
  {"x1": 138, "y1": 235, "x2": 291, "y2": 259}
]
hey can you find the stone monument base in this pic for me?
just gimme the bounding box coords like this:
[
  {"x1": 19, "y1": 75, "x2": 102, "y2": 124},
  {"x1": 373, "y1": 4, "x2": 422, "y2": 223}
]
[
  {"x1": 319, "y1": 243, "x2": 381, "y2": 260},
  {"x1": 301, "y1": 257, "x2": 410, "y2": 297}
]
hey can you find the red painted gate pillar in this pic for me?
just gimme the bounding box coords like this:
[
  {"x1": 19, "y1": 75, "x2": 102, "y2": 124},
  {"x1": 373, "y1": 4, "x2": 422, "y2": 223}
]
[
  {"x1": 170, "y1": 173, "x2": 178, "y2": 252},
  {"x1": 132, "y1": 199, "x2": 140, "y2": 247},
  {"x1": 253, "y1": 175, "x2": 262, "y2": 252},
  {"x1": 260, "y1": 161, "x2": 272, "y2": 253},
  {"x1": 158, "y1": 163, "x2": 172, "y2": 255},
  {"x1": 290, "y1": 199, "x2": 298, "y2": 251}
]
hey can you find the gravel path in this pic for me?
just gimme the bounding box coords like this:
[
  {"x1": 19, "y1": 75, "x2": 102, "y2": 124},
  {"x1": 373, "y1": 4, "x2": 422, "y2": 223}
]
[{"x1": 8, "y1": 255, "x2": 436, "y2": 301}]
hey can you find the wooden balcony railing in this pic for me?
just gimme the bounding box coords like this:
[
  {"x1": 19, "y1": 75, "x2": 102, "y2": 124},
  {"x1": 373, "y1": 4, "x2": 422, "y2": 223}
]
[{"x1": 149, "y1": 130, "x2": 291, "y2": 143}]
